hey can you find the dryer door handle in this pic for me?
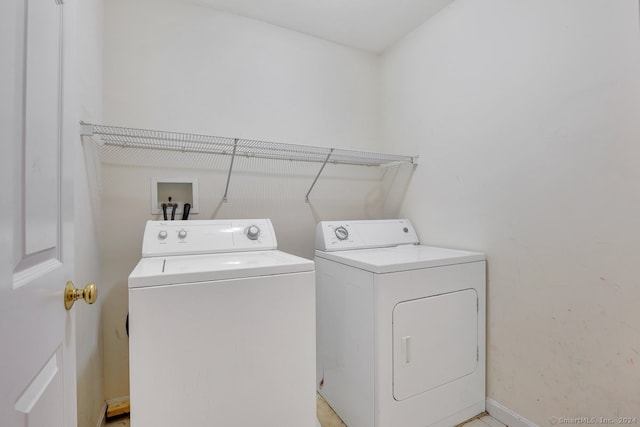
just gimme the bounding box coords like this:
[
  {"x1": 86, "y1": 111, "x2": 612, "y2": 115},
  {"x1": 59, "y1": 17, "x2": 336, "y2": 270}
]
[{"x1": 401, "y1": 336, "x2": 411, "y2": 366}]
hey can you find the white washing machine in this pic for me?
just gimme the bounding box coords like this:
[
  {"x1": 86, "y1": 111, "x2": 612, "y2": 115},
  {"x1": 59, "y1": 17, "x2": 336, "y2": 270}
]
[
  {"x1": 315, "y1": 219, "x2": 486, "y2": 427},
  {"x1": 128, "y1": 219, "x2": 316, "y2": 427}
]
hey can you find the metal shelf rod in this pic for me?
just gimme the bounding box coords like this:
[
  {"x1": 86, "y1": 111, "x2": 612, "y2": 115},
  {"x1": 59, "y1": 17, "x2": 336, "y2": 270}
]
[
  {"x1": 223, "y1": 139, "x2": 238, "y2": 203},
  {"x1": 305, "y1": 148, "x2": 333, "y2": 203}
]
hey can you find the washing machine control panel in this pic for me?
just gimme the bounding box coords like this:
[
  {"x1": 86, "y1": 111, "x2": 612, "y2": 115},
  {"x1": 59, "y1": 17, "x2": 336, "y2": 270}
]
[
  {"x1": 142, "y1": 219, "x2": 277, "y2": 257},
  {"x1": 316, "y1": 219, "x2": 419, "y2": 251}
]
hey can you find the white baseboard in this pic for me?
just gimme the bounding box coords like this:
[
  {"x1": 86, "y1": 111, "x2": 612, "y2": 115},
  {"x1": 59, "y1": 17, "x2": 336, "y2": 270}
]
[
  {"x1": 486, "y1": 398, "x2": 538, "y2": 427},
  {"x1": 96, "y1": 401, "x2": 107, "y2": 427}
]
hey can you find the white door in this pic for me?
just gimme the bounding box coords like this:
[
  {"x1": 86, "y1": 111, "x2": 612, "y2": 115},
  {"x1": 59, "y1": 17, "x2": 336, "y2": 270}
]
[
  {"x1": 392, "y1": 289, "x2": 479, "y2": 401},
  {"x1": 0, "y1": 0, "x2": 78, "y2": 426}
]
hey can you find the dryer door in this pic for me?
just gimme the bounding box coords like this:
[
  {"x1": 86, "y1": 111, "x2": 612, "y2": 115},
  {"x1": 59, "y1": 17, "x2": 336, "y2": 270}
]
[{"x1": 392, "y1": 289, "x2": 478, "y2": 401}]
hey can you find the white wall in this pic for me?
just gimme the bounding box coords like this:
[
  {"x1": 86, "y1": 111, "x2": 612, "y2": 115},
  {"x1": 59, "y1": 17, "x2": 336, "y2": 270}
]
[
  {"x1": 103, "y1": 0, "x2": 381, "y2": 150},
  {"x1": 101, "y1": 0, "x2": 392, "y2": 400},
  {"x1": 380, "y1": 0, "x2": 640, "y2": 423},
  {"x1": 72, "y1": 0, "x2": 105, "y2": 426}
]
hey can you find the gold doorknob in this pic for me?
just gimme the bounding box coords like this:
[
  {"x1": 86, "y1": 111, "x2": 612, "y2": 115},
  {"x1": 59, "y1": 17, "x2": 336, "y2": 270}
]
[{"x1": 64, "y1": 281, "x2": 98, "y2": 310}]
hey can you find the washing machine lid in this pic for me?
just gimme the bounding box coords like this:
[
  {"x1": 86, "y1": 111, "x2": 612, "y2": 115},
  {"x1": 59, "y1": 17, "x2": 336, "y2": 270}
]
[
  {"x1": 129, "y1": 250, "x2": 314, "y2": 288},
  {"x1": 315, "y1": 244, "x2": 484, "y2": 274}
]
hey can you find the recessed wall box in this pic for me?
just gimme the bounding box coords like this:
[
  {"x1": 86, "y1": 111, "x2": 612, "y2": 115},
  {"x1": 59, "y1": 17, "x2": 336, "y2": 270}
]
[{"x1": 151, "y1": 178, "x2": 199, "y2": 216}]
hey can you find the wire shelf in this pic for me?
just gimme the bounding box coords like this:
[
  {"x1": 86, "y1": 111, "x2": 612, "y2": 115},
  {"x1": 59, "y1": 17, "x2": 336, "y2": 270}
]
[
  {"x1": 80, "y1": 122, "x2": 418, "y2": 202},
  {"x1": 81, "y1": 123, "x2": 417, "y2": 166}
]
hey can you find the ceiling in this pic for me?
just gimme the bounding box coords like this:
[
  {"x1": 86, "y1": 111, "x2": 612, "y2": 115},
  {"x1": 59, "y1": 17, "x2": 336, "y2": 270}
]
[{"x1": 188, "y1": 0, "x2": 456, "y2": 53}]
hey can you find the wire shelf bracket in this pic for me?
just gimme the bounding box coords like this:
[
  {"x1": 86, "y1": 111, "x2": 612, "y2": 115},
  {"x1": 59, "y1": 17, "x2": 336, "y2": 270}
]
[
  {"x1": 305, "y1": 148, "x2": 333, "y2": 203},
  {"x1": 80, "y1": 122, "x2": 418, "y2": 202},
  {"x1": 223, "y1": 139, "x2": 238, "y2": 203}
]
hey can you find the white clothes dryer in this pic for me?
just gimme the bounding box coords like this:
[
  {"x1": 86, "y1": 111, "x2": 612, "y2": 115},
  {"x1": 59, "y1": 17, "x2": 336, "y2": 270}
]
[
  {"x1": 129, "y1": 219, "x2": 316, "y2": 427},
  {"x1": 315, "y1": 219, "x2": 486, "y2": 427}
]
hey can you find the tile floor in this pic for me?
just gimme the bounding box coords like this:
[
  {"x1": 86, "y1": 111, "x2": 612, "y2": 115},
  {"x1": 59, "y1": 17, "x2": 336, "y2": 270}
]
[
  {"x1": 316, "y1": 394, "x2": 347, "y2": 427},
  {"x1": 461, "y1": 414, "x2": 507, "y2": 427},
  {"x1": 104, "y1": 415, "x2": 129, "y2": 427},
  {"x1": 104, "y1": 394, "x2": 345, "y2": 427},
  {"x1": 104, "y1": 395, "x2": 505, "y2": 427}
]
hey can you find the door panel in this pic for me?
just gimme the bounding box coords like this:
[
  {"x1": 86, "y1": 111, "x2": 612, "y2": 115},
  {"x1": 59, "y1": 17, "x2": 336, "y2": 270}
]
[
  {"x1": 24, "y1": 0, "x2": 61, "y2": 255},
  {"x1": 392, "y1": 289, "x2": 478, "y2": 401},
  {"x1": 15, "y1": 349, "x2": 64, "y2": 427},
  {"x1": 0, "y1": 0, "x2": 76, "y2": 425}
]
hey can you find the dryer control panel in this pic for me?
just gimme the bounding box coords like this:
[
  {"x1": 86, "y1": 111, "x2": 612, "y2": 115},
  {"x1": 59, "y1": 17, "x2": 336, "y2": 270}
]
[
  {"x1": 315, "y1": 219, "x2": 419, "y2": 251},
  {"x1": 142, "y1": 219, "x2": 277, "y2": 257}
]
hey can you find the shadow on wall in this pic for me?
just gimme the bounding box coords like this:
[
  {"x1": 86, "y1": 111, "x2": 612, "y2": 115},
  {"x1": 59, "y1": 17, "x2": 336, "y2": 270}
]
[{"x1": 81, "y1": 139, "x2": 103, "y2": 236}]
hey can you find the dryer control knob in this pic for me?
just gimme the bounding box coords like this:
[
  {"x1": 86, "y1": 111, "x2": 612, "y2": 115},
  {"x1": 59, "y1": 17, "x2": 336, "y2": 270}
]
[
  {"x1": 158, "y1": 230, "x2": 168, "y2": 240},
  {"x1": 246, "y1": 225, "x2": 260, "y2": 240},
  {"x1": 178, "y1": 229, "x2": 187, "y2": 239},
  {"x1": 335, "y1": 226, "x2": 349, "y2": 241}
]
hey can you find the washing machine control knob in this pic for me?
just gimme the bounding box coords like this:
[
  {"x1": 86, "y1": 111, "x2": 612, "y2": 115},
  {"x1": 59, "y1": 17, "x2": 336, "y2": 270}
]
[
  {"x1": 178, "y1": 229, "x2": 187, "y2": 239},
  {"x1": 158, "y1": 230, "x2": 168, "y2": 240},
  {"x1": 246, "y1": 225, "x2": 260, "y2": 240},
  {"x1": 334, "y1": 226, "x2": 349, "y2": 241}
]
